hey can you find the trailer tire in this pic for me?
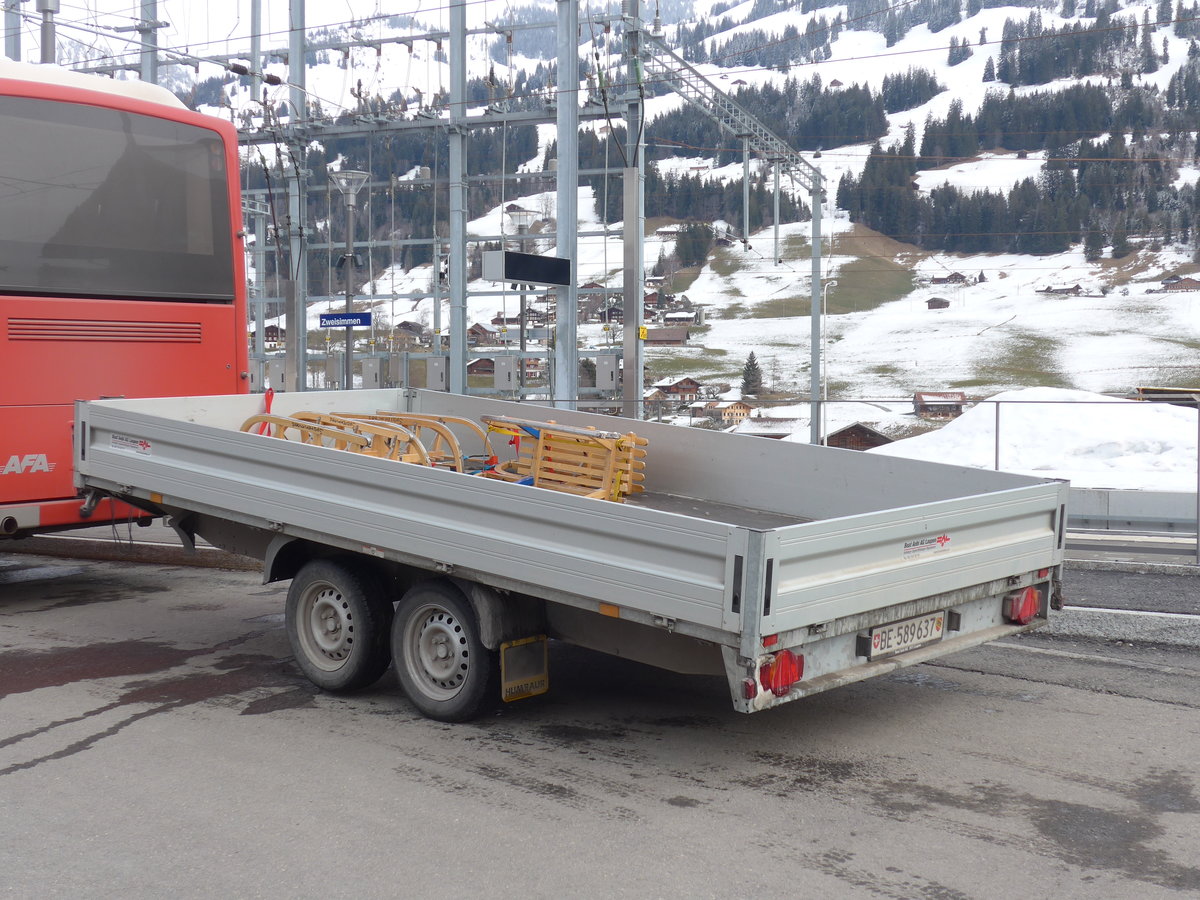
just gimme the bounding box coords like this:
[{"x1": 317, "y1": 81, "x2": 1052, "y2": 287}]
[
  {"x1": 392, "y1": 580, "x2": 497, "y2": 722},
  {"x1": 285, "y1": 559, "x2": 393, "y2": 692}
]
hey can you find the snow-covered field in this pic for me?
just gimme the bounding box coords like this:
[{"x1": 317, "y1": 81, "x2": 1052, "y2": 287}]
[
  {"x1": 28, "y1": 0, "x2": 1200, "y2": 490},
  {"x1": 863, "y1": 387, "x2": 1199, "y2": 492}
]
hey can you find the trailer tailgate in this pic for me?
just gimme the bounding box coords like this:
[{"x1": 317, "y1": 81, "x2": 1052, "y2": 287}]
[{"x1": 761, "y1": 481, "x2": 1067, "y2": 635}]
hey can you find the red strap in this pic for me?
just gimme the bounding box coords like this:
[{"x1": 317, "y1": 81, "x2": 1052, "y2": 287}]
[{"x1": 256, "y1": 388, "x2": 275, "y2": 435}]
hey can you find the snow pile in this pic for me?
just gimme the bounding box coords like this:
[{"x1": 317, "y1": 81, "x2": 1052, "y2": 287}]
[{"x1": 866, "y1": 388, "x2": 1199, "y2": 491}]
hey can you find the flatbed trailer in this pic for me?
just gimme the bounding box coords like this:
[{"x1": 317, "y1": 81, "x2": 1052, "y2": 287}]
[{"x1": 73, "y1": 389, "x2": 1068, "y2": 721}]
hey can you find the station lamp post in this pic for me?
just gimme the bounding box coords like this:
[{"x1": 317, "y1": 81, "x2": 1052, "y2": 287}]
[
  {"x1": 505, "y1": 204, "x2": 537, "y2": 389},
  {"x1": 331, "y1": 169, "x2": 370, "y2": 389},
  {"x1": 821, "y1": 279, "x2": 837, "y2": 445}
]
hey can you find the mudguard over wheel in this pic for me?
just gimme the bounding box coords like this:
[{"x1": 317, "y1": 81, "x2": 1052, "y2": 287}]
[
  {"x1": 285, "y1": 559, "x2": 393, "y2": 692},
  {"x1": 392, "y1": 580, "x2": 498, "y2": 721}
]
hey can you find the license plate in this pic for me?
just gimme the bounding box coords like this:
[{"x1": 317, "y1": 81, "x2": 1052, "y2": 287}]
[{"x1": 865, "y1": 611, "x2": 945, "y2": 659}]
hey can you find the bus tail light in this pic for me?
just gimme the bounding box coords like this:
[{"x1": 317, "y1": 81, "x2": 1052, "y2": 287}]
[
  {"x1": 1005, "y1": 586, "x2": 1042, "y2": 625},
  {"x1": 759, "y1": 649, "x2": 803, "y2": 697}
]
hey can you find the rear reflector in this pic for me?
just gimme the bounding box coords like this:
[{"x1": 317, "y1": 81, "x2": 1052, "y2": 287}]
[
  {"x1": 759, "y1": 649, "x2": 804, "y2": 697},
  {"x1": 1005, "y1": 586, "x2": 1042, "y2": 625}
]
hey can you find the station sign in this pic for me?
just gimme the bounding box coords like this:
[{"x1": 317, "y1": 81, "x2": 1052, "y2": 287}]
[{"x1": 319, "y1": 312, "x2": 372, "y2": 328}]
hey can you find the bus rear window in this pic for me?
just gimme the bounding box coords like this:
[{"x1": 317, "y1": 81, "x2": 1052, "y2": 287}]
[{"x1": 0, "y1": 95, "x2": 235, "y2": 302}]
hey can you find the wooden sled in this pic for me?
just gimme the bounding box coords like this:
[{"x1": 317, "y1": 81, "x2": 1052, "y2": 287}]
[
  {"x1": 479, "y1": 415, "x2": 647, "y2": 503},
  {"x1": 240, "y1": 412, "x2": 431, "y2": 466}
]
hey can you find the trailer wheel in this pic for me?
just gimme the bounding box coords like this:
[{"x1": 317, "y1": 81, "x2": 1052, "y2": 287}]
[
  {"x1": 285, "y1": 559, "x2": 392, "y2": 692},
  {"x1": 392, "y1": 580, "x2": 497, "y2": 722}
]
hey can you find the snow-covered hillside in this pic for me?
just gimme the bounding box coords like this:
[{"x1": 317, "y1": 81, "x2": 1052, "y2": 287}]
[{"x1": 23, "y1": 1, "x2": 1200, "y2": 404}]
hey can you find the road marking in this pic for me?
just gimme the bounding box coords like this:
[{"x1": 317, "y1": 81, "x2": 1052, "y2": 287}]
[
  {"x1": 1068, "y1": 531, "x2": 1197, "y2": 545},
  {"x1": 990, "y1": 640, "x2": 1194, "y2": 675},
  {"x1": 1062, "y1": 604, "x2": 1200, "y2": 622}
]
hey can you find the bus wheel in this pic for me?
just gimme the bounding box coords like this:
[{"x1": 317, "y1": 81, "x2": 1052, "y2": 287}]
[
  {"x1": 392, "y1": 580, "x2": 497, "y2": 722},
  {"x1": 285, "y1": 559, "x2": 392, "y2": 692}
]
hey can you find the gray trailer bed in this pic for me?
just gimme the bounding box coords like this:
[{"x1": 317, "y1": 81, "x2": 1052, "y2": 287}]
[{"x1": 74, "y1": 388, "x2": 1068, "y2": 717}]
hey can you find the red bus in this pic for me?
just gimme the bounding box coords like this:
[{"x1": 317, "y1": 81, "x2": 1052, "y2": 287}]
[{"x1": 1, "y1": 60, "x2": 248, "y2": 539}]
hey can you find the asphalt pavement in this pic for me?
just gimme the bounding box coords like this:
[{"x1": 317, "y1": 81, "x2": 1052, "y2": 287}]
[{"x1": 2, "y1": 551, "x2": 1199, "y2": 898}]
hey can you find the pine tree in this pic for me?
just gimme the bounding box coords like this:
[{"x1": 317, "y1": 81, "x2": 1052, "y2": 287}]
[
  {"x1": 1111, "y1": 221, "x2": 1132, "y2": 257},
  {"x1": 741, "y1": 352, "x2": 764, "y2": 396},
  {"x1": 1142, "y1": 16, "x2": 1159, "y2": 74}
]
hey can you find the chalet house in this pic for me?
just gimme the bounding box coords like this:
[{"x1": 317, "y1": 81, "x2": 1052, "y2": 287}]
[
  {"x1": 579, "y1": 281, "x2": 619, "y2": 302},
  {"x1": 826, "y1": 422, "x2": 893, "y2": 451},
  {"x1": 913, "y1": 391, "x2": 967, "y2": 418},
  {"x1": 929, "y1": 272, "x2": 967, "y2": 286},
  {"x1": 926, "y1": 298, "x2": 950, "y2": 310},
  {"x1": 393, "y1": 321, "x2": 426, "y2": 339},
  {"x1": 468, "y1": 322, "x2": 501, "y2": 345},
  {"x1": 717, "y1": 400, "x2": 754, "y2": 424},
  {"x1": 1036, "y1": 284, "x2": 1083, "y2": 296},
  {"x1": 597, "y1": 304, "x2": 623, "y2": 322},
  {"x1": 1163, "y1": 277, "x2": 1200, "y2": 292},
  {"x1": 255, "y1": 324, "x2": 286, "y2": 345},
  {"x1": 653, "y1": 377, "x2": 702, "y2": 402},
  {"x1": 642, "y1": 387, "x2": 671, "y2": 417},
  {"x1": 654, "y1": 224, "x2": 683, "y2": 239},
  {"x1": 664, "y1": 310, "x2": 698, "y2": 325},
  {"x1": 391, "y1": 321, "x2": 430, "y2": 347},
  {"x1": 644, "y1": 326, "x2": 690, "y2": 346},
  {"x1": 689, "y1": 399, "x2": 719, "y2": 419},
  {"x1": 467, "y1": 357, "x2": 495, "y2": 376},
  {"x1": 490, "y1": 313, "x2": 521, "y2": 326}
]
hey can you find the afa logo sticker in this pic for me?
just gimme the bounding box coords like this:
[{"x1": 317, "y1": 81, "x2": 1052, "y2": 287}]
[{"x1": 1, "y1": 454, "x2": 56, "y2": 475}]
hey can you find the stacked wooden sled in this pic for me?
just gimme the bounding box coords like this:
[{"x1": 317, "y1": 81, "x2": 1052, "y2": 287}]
[{"x1": 240, "y1": 410, "x2": 647, "y2": 503}]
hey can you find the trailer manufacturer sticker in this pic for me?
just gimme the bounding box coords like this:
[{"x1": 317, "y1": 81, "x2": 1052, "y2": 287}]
[
  {"x1": 111, "y1": 434, "x2": 152, "y2": 455},
  {"x1": 903, "y1": 533, "x2": 951, "y2": 559}
]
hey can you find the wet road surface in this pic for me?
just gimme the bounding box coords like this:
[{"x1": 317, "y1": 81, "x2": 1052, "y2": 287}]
[{"x1": 1, "y1": 553, "x2": 1199, "y2": 899}]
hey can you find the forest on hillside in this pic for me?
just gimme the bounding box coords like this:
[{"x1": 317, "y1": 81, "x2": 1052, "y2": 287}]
[{"x1": 226, "y1": 0, "x2": 1200, "y2": 297}]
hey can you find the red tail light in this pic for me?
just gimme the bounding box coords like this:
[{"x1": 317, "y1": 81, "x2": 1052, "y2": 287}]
[
  {"x1": 1005, "y1": 586, "x2": 1042, "y2": 625},
  {"x1": 759, "y1": 649, "x2": 804, "y2": 697}
]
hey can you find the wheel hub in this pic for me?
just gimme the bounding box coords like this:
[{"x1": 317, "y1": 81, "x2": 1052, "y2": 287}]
[
  {"x1": 308, "y1": 588, "x2": 353, "y2": 661},
  {"x1": 412, "y1": 608, "x2": 468, "y2": 693}
]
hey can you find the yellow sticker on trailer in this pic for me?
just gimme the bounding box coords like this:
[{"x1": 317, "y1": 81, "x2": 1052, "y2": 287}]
[{"x1": 500, "y1": 634, "x2": 549, "y2": 702}]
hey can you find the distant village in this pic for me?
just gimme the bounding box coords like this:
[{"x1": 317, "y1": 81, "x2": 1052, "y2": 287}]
[
  {"x1": 645, "y1": 375, "x2": 975, "y2": 450},
  {"x1": 919, "y1": 271, "x2": 1200, "y2": 307},
  {"x1": 254, "y1": 279, "x2": 705, "y2": 353}
]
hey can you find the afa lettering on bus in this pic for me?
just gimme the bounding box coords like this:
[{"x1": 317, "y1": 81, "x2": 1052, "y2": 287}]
[{"x1": 1, "y1": 454, "x2": 56, "y2": 475}]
